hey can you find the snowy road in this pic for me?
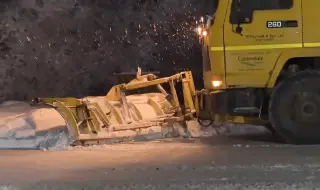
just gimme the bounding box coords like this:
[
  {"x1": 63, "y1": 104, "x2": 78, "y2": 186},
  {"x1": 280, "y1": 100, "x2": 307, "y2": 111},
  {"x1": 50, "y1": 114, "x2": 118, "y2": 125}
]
[{"x1": 1, "y1": 131, "x2": 320, "y2": 190}]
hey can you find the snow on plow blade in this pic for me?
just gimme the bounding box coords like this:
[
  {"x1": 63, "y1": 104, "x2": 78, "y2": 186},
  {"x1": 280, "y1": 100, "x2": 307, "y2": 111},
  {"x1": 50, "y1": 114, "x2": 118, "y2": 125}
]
[
  {"x1": 0, "y1": 103, "x2": 70, "y2": 149},
  {"x1": 0, "y1": 69, "x2": 215, "y2": 149},
  {"x1": 34, "y1": 94, "x2": 187, "y2": 146},
  {"x1": 0, "y1": 94, "x2": 189, "y2": 149},
  {"x1": 30, "y1": 69, "x2": 210, "y2": 147}
]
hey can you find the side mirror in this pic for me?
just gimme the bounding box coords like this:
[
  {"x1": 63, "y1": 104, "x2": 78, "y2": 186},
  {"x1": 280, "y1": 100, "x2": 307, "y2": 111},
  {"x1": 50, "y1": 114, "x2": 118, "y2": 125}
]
[{"x1": 235, "y1": 25, "x2": 243, "y2": 34}]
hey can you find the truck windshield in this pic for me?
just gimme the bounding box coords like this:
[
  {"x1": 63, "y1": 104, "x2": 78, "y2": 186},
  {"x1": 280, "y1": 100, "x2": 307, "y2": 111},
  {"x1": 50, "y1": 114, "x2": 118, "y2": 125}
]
[
  {"x1": 204, "y1": 0, "x2": 219, "y2": 16},
  {"x1": 203, "y1": 0, "x2": 219, "y2": 28}
]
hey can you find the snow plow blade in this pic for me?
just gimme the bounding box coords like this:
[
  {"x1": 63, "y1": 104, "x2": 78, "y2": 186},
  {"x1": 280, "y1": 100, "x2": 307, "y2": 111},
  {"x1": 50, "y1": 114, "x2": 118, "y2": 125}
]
[{"x1": 31, "y1": 69, "x2": 205, "y2": 146}]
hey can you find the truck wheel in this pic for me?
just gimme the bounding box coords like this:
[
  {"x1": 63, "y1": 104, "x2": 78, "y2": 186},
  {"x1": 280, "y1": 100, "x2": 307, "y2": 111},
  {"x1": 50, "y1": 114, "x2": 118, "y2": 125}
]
[{"x1": 269, "y1": 71, "x2": 320, "y2": 144}]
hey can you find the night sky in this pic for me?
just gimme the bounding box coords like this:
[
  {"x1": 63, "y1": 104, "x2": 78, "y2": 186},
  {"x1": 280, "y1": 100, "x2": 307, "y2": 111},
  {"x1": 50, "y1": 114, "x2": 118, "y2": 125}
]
[{"x1": 0, "y1": 0, "x2": 204, "y2": 101}]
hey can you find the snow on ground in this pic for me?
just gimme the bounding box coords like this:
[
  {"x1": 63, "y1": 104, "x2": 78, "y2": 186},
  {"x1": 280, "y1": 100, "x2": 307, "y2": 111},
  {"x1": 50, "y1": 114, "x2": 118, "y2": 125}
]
[
  {"x1": 0, "y1": 101, "x2": 30, "y2": 107},
  {"x1": 1, "y1": 183, "x2": 320, "y2": 190},
  {"x1": 0, "y1": 101, "x2": 269, "y2": 150},
  {"x1": 0, "y1": 101, "x2": 70, "y2": 150}
]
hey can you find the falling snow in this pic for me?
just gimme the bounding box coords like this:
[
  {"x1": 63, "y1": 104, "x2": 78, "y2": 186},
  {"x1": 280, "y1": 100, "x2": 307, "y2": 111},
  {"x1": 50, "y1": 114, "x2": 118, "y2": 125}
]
[{"x1": 0, "y1": 0, "x2": 205, "y2": 102}]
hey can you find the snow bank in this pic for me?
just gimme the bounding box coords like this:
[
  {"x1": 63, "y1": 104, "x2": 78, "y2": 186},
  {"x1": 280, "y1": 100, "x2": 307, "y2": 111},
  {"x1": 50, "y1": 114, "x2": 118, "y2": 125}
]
[
  {"x1": 0, "y1": 101, "x2": 269, "y2": 150},
  {"x1": 0, "y1": 102, "x2": 70, "y2": 150},
  {"x1": 0, "y1": 101, "x2": 31, "y2": 108}
]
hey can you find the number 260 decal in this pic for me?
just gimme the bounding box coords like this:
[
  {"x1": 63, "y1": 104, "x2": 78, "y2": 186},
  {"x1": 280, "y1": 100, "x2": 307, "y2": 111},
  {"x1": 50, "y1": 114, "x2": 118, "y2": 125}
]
[{"x1": 267, "y1": 21, "x2": 282, "y2": 28}]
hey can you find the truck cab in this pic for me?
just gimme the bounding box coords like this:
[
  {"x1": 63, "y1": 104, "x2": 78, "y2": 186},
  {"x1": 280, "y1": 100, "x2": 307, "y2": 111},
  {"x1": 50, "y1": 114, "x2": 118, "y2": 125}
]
[
  {"x1": 200, "y1": 0, "x2": 320, "y2": 90},
  {"x1": 198, "y1": 0, "x2": 320, "y2": 144}
]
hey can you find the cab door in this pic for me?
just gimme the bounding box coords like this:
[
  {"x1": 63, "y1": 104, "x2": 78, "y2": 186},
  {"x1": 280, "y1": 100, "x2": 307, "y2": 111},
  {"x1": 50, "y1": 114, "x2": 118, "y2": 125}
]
[{"x1": 223, "y1": 0, "x2": 302, "y2": 87}]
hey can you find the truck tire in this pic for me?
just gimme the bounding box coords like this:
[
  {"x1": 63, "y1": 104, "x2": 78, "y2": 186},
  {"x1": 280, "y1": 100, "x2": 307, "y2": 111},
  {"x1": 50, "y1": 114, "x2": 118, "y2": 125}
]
[{"x1": 269, "y1": 70, "x2": 320, "y2": 144}]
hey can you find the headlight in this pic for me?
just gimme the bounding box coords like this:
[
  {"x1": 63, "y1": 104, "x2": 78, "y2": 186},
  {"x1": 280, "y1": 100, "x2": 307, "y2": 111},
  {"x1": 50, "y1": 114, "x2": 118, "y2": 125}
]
[
  {"x1": 195, "y1": 26, "x2": 207, "y2": 37},
  {"x1": 212, "y1": 80, "x2": 222, "y2": 87},
  {"x1": 202, "y1": 30, "x2": 207, "y2": 36}
]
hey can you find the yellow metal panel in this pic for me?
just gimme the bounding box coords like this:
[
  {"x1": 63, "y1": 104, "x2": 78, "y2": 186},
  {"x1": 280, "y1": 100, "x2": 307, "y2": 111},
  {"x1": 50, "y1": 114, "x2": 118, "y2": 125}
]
[
  {"x1": 51, "y1": 100, "x2": 80, "y2": 139},
  {"x1": 226, "y1": 43, "x2": 302, "y2": 51},
  {"x1": 212, "y1": 43, "x2": 303, "y2": 51},
  {"x1": 304, "y1": 43, "x2": 320, "y2": 48},
  {"x1": 267, "y1": 48, "x2": 320, "y2": 88},
  {"x1": 214, "y1": 115, "x2": 268, "y2": 125},
  {"x1": 223, "y1": 0, "x2": 303, "y2": 87},
  {"x1": 204, "y1": 0, "x2": 229, "y2": 90},
  {"x1": 302, "y1": 0, "x2": 320, "y2": 46},
  {"x1": 211, "y1": 47, "x2": 224, "y2": 51}
]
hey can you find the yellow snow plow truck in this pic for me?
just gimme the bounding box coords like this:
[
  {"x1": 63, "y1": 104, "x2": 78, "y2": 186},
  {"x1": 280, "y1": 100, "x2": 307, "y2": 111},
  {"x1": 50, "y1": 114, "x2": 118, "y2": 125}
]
[{"x1": 32, "y1": 0, "x2": 320, "y2": 145}]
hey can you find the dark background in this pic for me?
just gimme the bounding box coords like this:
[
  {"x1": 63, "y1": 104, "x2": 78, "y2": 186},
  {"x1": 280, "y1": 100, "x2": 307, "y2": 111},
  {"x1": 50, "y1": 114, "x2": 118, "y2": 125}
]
[{"x1": 0, "y1": 0, "x2": 204, "y2": 102}]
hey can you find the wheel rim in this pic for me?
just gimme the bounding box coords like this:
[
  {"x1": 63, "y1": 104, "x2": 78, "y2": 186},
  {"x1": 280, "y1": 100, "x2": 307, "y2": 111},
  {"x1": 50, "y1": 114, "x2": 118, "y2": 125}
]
[{"x1": 288, "y1": 92, "x2": 320, "y2": 127}]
